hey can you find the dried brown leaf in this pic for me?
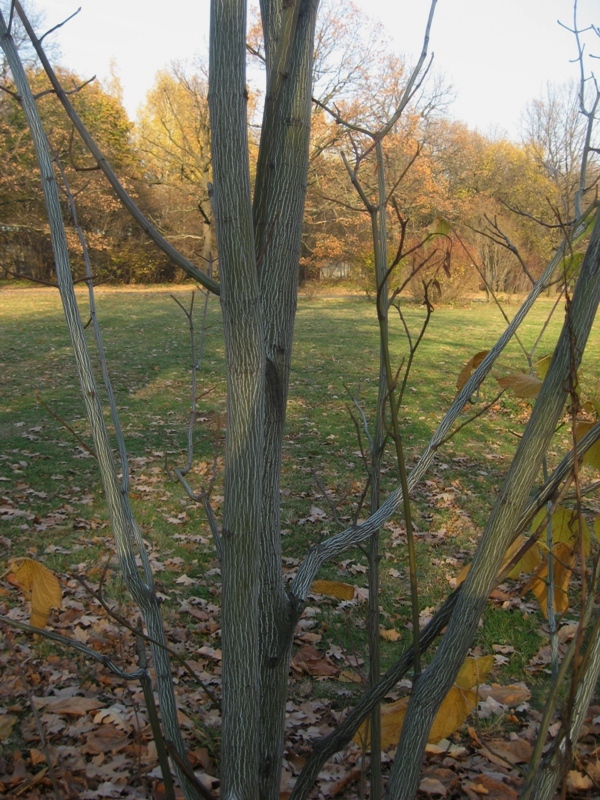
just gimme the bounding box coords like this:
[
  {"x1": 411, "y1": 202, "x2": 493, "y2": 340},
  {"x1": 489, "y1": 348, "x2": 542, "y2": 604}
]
[
  {"x1": 496, "y1": 373, "x2": 543, "y2": 399},
  {"x1": 456, "y1": 350, "x2": 489, "y2": 393}
]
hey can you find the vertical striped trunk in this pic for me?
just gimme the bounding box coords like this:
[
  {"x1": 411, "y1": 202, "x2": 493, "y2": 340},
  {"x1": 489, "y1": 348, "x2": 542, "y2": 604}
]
[{"x1": 209, "y1": 1, "x2": 318, "y2": 796}]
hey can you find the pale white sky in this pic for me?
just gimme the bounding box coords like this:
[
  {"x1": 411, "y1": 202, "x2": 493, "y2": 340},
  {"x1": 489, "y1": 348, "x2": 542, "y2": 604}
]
[{"x1": 15, "y1": 0, "x2": 600, "y2": 139}]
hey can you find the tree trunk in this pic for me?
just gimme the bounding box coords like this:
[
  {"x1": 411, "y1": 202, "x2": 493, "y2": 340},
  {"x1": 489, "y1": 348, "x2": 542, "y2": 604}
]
[
  {"x1": 210, "y1": 2, "x2": 318, "y2": 796},
  {"x1": 252, "y1": 2, "x2": 318, "y2": 796},
  {"x1": 209, "y1": 1, "x2": 265, "y2": 796}
]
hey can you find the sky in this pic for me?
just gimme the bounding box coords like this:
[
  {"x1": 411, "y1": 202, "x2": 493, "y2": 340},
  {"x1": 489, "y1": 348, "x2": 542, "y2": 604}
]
[{"x1": 12, "y1": 0, "x2": 600, "y2": 140}]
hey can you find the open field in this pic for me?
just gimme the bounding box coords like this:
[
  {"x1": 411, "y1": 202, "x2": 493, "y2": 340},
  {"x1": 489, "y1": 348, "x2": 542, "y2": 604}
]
[{"x1": 1, "y1": 284, "x2": 600, "y2": 796}]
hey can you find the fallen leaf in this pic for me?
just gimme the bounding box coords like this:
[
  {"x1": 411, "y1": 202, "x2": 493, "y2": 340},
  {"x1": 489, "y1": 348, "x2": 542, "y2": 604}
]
[
  {"x1": 310, "y1": 580, "x2": 355, "y2": 601},
  {"x1": 33, "y1": 696, "x2": 105, "y2": 716},
  {"x1": 481, "y1": 683, "x2": 531, "y2": 706},
  {"x1": 419, "y1": 777, "x2": 447, "y2": 796},
  {"x1": 338, "y1": 669, "x2": 362, "y2": 683},
  {"x1": 9, "y1": 558, "x2": 62, "y2": 628},
  {"x1": 566, "y1": 770, "x2": 593, "y2": 792},
  {"x1": 292, "y1": 645, "x2": 339, "y2": 677},
  {"x1": 0, "y1": 715, "x2": 17, "y2": 740},
  {"x1": 380, "y1": 628, "x2": 401, "y2": 642},
  {"x1": 484, "y1": 738, "x2": 532, "y2": 765}
]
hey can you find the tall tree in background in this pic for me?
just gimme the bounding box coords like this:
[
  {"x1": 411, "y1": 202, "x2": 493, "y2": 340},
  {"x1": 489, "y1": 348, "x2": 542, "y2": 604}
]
[{"x1": 137, "y1": 66, "x2": 214, "y2": 263}]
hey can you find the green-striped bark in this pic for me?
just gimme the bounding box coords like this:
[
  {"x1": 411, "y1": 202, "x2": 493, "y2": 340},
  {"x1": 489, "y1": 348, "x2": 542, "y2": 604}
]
[
  {"x1": 209, "y1": 1, "x2": 265, "y2": 796},
  {"x1": 251, "y1": 2, "x2": 319, "y2": 797}
]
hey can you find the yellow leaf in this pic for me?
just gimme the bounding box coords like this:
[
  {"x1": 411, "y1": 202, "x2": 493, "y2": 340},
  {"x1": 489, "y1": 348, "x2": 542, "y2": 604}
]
[
  {"x1": 310, "y1": 579, "x2": 355, "y2": 600},
  {"x1": 575, "y1": 420, "x2": 600, "y2": 471},
  {"x1": 524, "y1": 542, "x2": 574, "y2": 617},
  {"x1": 10, "y1": 558, "x2": 62, "y2": 629},
  {"x1": 529, "y1": 507, "x2": 589, "y2": 556},
  {"x1": 429, "y1": 686, "x2": 476, "y2": 743},
  {"x1": 505, "y1": 534, "x2": 544, "y2": 579},
  {"x1": 455, "y1": 655, "x2": 495, "y2": 690},
  {"x1": 455, "y1": 562, "x2": 470, "y2": 586},
  {"x1": 354, "y1": 655, "x2": 493, "y2": 749},
  {"x1": 380, "y1": 628, "x2": 401, "y2": 642},
  {"x1": 354, "y1": 696, "x2": 408, "y2": 749},
  {"x1": 457, "y1": 537, "x2": 543, "y2": 585},
  {"x1": 496, "y1": 373, "x2": 543, "y2": 399},
  {"x1": 535, "y1": 355, "x2": 552, "y2": 380},
  {"x1": 456, "y1": 350, "x2": 489, "y2": 393},
  {"x1": 339, "y1": 669, "x2": 362, "y2": 684}
]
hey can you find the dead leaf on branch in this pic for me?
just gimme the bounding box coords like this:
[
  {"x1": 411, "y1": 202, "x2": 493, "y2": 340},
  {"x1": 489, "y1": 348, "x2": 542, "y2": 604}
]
[
  {"x1": 496, "y1": 372, "x2": 543, "y2": 399},
  {"x1": 8, "y1": 557, "x2": 62, "y2": 628},
  {"x1": 456, "y1": 350, "x2": 489, "y2": 393},
  {"x1": 524, "y1": 542, "x2": 575, "y2": 617},
  {"x1": 575, "y1": 419, "x2": 600, "y2": 471}
]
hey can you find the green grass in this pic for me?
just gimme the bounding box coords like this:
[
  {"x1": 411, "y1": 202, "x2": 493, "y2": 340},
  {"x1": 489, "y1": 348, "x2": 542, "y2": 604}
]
[{"x1": 1, "y1": 284, "x2": 600, "y2": 689}]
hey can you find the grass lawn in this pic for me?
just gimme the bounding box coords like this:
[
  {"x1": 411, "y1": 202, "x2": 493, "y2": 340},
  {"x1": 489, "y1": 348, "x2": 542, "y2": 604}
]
[{"x1": 1, "y1": 283, "x2": 600, "y2": 792}]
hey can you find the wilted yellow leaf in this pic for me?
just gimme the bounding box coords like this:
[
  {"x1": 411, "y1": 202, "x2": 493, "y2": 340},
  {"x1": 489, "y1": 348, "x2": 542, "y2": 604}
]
[
  {"x1": 535, "y1": 355, "x2": 553, "y2": 380},
  {"x1": 496, "y1": 373, "x2": 543, "y2": 399},
  {"x1": 429, "y1": 686, "x2": 477, "y2": 743},
  {"x1": 529, "y1": 507, "x2": 590, "y2": 556},
  {"x1": 506, "y1": 534, "x2": 544, "y2": 579},
  {"x1": 355, "y1": 656, "x2": 493, "y2": 749},
  {"x1": 457, "y1": 537, "x2": 543, "y2": 586},
  {"x1": 455, "y1": 655, "x2": 495, "y2": 690},
  {"x1": 575, "y1": 419, "x2": 600, "y2": 471},
  {"x1": 524, "y1": 542, "x2": 575, "y2": 617},
  {"x1": 9, "y1": 558, "x2": 62, "y2": 628},
  {"x1": 456, "y1": 350, "x2": 489, "y2": 393},
  {"x1": 310, "y1": 579, "x2": 355, "y2": 601}
]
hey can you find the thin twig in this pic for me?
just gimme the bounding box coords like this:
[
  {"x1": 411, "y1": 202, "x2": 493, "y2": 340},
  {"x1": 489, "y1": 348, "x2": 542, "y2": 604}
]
[{"x1": 36, "y1": 392, "x2": 97, "y2": 458}]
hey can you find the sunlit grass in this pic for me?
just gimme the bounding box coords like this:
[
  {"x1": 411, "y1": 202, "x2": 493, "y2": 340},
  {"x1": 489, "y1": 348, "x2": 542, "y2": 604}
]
[{"x1": 1, "y1": 284, "x2": 599, "y2": 684}]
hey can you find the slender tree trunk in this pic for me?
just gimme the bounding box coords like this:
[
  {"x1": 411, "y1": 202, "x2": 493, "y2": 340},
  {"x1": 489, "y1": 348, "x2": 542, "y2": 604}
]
[
  {"x1": 251, "y1": 3, "x2": 318, "y2": 797},
  {"x1": 210, "y1": 1, "x2": 318, "y2": 795},
  {"x1": 209, "y1": 1, "x2": 265, "y2": 796}
]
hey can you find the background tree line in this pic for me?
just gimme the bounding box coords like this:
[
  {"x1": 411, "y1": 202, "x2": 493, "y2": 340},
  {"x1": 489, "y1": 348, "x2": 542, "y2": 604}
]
[{"x1": 0, "y1": 0, "x2": 594, "y2": 295}]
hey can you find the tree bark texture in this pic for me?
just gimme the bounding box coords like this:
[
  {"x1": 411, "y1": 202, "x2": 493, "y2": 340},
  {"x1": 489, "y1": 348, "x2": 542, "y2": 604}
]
[{"x1": 209, "y1": 2, "x2": 318, "y2": 796}]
